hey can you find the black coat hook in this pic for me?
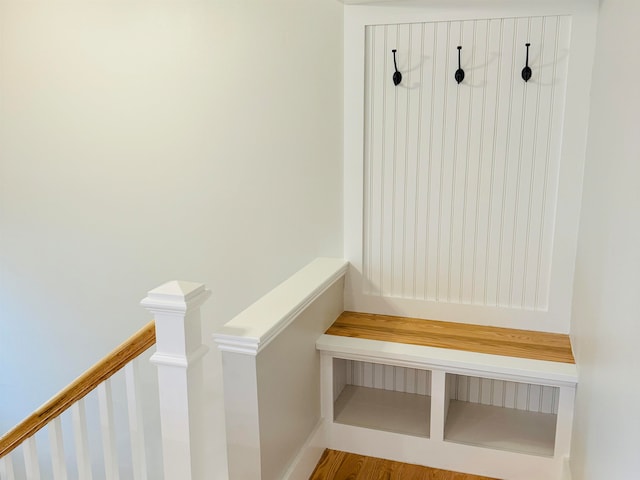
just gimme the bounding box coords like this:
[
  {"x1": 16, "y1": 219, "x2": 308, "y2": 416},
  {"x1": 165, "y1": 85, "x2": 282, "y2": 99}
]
[
  {"x1": 522, "y1": 43, "x2": 532, "y2": 82},
  {"x1": 392, "y1": 49, "x2": 402, "y2": 86},
  {"x1": 455, "y1": 46, "x2": 465, "y2": 84}
]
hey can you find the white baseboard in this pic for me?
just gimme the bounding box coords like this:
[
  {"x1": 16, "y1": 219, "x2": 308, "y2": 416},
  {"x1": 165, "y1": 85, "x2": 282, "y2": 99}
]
[
  {"x1": 562, "y1": 456, "x2": 572, "y2": 480},
  {"x1": 282, "y1": 419, "x2": 327, "y2": 480}
]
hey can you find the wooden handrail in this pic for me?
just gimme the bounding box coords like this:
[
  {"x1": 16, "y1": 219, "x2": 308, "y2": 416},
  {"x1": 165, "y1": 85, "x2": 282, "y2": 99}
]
[{"x1": 0, "y1": 321, "x2": 156, "y2": 458}]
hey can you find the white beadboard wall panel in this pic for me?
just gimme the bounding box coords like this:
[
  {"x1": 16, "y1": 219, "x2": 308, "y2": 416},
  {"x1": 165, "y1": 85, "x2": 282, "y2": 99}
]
[
  {"x1": 341, "y1": 360, "x2": 558, "y2": 414},
  {"x1": 447, "y1": 374, "x2": 559, "y2": 414},
  {"x1": 344, "y1": 360, "x2": 432, "y2": 396},
  {"x1": 361, "y1": 16, "x2": 572, "y2": 312}
]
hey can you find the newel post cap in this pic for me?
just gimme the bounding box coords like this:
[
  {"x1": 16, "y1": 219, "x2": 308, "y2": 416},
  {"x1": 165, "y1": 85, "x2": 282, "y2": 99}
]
[{"x1": 140, "y1": 280, "x2": 211, "y2": 314}]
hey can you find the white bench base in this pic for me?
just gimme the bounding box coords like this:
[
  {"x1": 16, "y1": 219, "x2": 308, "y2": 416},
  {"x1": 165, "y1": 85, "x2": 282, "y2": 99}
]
[{"x1": 317, "y1": 334, "x2": 577, "y2": 480}]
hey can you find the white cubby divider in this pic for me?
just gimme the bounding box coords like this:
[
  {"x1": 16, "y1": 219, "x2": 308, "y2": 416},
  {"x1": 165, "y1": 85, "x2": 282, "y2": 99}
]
[{"x1": 317, "y1": 334, "x2": 577, "y2": 480}]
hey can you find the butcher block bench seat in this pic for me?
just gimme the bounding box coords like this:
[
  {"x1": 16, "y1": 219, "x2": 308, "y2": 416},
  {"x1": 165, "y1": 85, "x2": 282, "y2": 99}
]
[
  {"x1": 318, "y1": 311, "x2": 576, "y2": 383},
  {"x1": 325, "y1": 312, "x2": 574, "y2": 362}
]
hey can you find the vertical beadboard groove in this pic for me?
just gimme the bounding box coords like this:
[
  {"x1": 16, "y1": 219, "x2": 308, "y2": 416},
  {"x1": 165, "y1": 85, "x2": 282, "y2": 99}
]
[
  {"x1": 367, "y1": 25, "x2": 383, "y2": 297},
  {"x1": 502, "y1": 377, "x2": 508, "y2": 407},
  {"x1": 344, "y1": 360, "x2": 432, "y2": 396},
  {"x1": 447, "y1": 22, "x2": 462, "y2": 302},
  {"x1": 534, "y1": 17, "x2": 562, "y2": 310},
  {"x1": 483, "y1": 18, "x2": 505, "y2": 306},
  {"x1": 389, "y1": 28, "x2": 396, "y2": 296},
  {"x1": 489, "y1": 379, "x2": 499, "y2": 405},
  {"x1": 363, "y1": 27, "x2": 373, "y2": 294},
  {"x1": 458, "y1": 20, "x2": 478, "y2": 303},
  {"x1": 508, "y1": 18, "x2": 532, "y2": 307},
  {"x1": 363, "y1": 15, "x2": 570, "y2": 311},
  {"x1": 423, "y1": 24, "x2": 438, "y2": 300},
  {"x1": 390, "y1": 26, "x2": 400, "y2": 297},
  {"x1": 521, "y1": 18, "x2": 546, "y2": 308},
  {"x1": 539, "y1": 385, "x2": 544, "y2": 412},
  {"x1": 449, "y1": 374, "x2": 559, "y2": 414},
  {"x1": 552, "y1": 385, "x2": 560, "y2": 413},
  {"x1": 412, "y1": 23, "x2": 426, "y2": 298},
  {"x1": 470, "y1": 19, "x2": 491, "y2": 304},
  {"x1": 435, "y1": 21, "x2": 452, "y2": 301},
  {"x1": 379, "y1": 25, "x2": 388, "y2": 296},
  {"x1": 495, "y1": 22, "x2": 518, "y2": 306},
  {"x1": 401, "y1": 26, "x2": 413, "y2": 295}
]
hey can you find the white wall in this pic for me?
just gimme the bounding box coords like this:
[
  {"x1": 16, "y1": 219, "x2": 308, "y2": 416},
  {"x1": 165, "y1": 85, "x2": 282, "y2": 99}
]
[
  {"x1": 0, "y1": 0, "x2": 342, "y2": 446},
  {"x1": 256, "y1": 279, "x2": 344, "y2": 480},
  {"x1": 570, "y1": 0, "x2": 640, "y2": 477}
]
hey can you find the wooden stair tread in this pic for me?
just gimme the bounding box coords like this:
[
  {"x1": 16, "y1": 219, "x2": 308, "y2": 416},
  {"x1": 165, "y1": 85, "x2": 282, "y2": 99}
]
[
  {"x1": 325, "y1": 312, "x2": 575, "y2": 364},
  {"x1": 309, "y1": 449, "x2": 499, "y2": 480}
]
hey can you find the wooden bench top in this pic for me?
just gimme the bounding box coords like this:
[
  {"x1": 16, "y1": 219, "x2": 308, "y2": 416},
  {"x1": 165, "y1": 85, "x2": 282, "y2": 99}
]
[{"x1": 325, "y1": 312, "x2": 575, "y2": 365}]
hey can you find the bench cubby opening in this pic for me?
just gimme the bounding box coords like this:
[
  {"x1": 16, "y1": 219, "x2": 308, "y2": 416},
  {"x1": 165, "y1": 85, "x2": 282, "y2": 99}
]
[
  {"x1": 332, "y1": 358, "x2": 432, "y2": 438},
  {"x1": 444, "y1": 373, "x2": 559, "y2": 456}
]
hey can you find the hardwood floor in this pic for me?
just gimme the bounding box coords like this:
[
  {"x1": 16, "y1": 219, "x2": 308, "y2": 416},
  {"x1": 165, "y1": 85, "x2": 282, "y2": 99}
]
[
  {"x1": 309, "y1": 449, "x2": 499, "y2": 480},
  {"x1": 325, "y1": 311, "x2": 575, "y2": 364}
]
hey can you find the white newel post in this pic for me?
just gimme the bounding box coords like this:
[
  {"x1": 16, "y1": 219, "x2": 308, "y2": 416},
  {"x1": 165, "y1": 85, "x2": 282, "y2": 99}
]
[{"x1": 141, "y1": 281, "x2": 211, "y2": 480}]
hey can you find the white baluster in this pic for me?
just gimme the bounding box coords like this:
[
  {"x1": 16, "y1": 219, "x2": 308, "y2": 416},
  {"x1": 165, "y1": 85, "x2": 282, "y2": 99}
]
[
  {"x1": 23, "y1": 436, "x2": 41, "y2": 479},
  {"x1": 97, "y1": 379, "x2": 119, "y2": 480},
  {"x1": 141, "y1": 281, "x2": 211, "y2": 480},
  {"x1": 0, "y1": 454, "x2": 16, "y2": 480},
  {"x1": 48, "y1": 417, "x2": 67, "y2": 480},
  {"x1": 71, "y1": 400, "x2": 93, "y2": 480},
  {"x1": 125, "y1": 360, "x2": 148, "y2": 480}
]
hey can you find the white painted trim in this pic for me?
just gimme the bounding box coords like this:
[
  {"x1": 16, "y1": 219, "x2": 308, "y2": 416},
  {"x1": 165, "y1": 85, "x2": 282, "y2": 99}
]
[
  {"x1": 327, "y1": 423, "x2": 562, "y2": 480},
  {"x1": 213, "y1": 258, "x2": 349, "y2": 355},
  {"x1": 211, "y1": 339, "x2": 260, "y2": 356},
  {"x1": 342, "y1": 0, "x2": 599, "y2": 335},
  {"x1": 562, "y1": 456, "x2": 572, "y2": 480},
  {"x1": 150, "y1": 345, "x2": 209, "y2": 368},
  {"x1": 281, "y1": 420, "x2": 328, "y2": 480},
  {"x1": 319, "y1": 333, "x2": 576, "y2": 478},
  {"x1": 317, "y1": 334, "x2": 577, "y2": 385},
  {"x1": 23, "y1": 436, "x2": 40, "y2": 480},
  {"x1": 142, "y1": 280, "x2": 211, "y2": 480},
  {"x1": 0, "y1": 455, "x2": 16, "y2": 480},
  {"x1": 341, "y1": 0, "x2": 590, "y2": 20},
  {"x1": 49, "y1": 417, "x2": 68, "y2": 480},
  {"x1": 140, "y1": 281, "x2": 210, "y2": 314},
  {"x1": 71, "y1": 400, "x2": 92, "y2": 480}
]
